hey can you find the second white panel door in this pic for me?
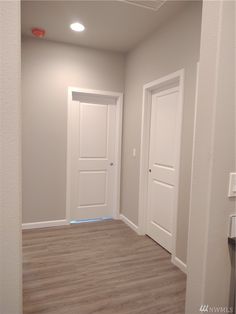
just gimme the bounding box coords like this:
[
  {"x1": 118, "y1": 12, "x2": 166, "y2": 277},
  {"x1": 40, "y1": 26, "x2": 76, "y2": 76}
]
[
  {"x1": 71, "y1": 101, "x2": 116, "y2": 220},
  {"x1": 147, "y1": 87, "x2": 180, "y2": 253}
]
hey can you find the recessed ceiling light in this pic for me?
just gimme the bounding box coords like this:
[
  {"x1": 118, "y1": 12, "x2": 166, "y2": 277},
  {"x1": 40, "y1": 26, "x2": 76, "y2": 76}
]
[{"x1": 70, "y1": 22, "x2": 85, "y2": 32}]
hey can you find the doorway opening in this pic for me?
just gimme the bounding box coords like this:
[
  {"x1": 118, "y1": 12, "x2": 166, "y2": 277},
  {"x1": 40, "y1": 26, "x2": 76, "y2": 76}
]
[{"x1": 138, "y1": 69, "x2": 185, "y2": 272}]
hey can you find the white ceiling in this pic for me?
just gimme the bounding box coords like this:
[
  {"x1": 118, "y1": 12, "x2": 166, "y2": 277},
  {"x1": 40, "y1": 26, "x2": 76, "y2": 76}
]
[{"x1": 21, "y1": 0, "x2": 188, "y2": 53}]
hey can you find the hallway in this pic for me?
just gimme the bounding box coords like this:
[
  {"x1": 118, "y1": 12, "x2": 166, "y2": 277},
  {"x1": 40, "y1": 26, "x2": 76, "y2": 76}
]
[{"x1": 23, "y1": 220, "x2": 186, "y2": 314}]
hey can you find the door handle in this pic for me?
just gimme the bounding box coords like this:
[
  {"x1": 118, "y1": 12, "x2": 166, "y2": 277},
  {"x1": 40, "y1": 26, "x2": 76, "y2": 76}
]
[
  {"x1": 110, "y1": 162, "x2": 114, "y2": 166},
  {"x1": 149, "y1": 169, "x2": 152, "y2": 173}
]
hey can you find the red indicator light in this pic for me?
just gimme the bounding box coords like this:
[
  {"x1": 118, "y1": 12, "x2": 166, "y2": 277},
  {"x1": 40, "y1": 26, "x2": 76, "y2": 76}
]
[{"x1": 32, "y1": 28, "x2": 45, "y2": 38}]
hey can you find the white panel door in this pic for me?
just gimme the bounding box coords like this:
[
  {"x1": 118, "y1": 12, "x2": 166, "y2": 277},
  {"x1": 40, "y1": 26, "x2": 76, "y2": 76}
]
[
  {"x1": 146, "y1": 87, "x2": 180, "y2": 252},
  {"x1": 71, "y1": 102, "x2": 116, "y2": 220}
]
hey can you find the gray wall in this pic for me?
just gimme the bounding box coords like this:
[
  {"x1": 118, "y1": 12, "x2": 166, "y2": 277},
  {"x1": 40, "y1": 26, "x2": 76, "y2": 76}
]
[
  {"x1": 0, "y1": 1, "x2": 22, "y2": 313},
  {"x1": 186, "y1": 1, "x2": 236, "y2": 312},
  {"x1": 22, "y1": 2, "x2": 202, "y2": 265},
  {"x1": 22, "y1": 37, "x2": 125, "y2": 223},
  {"x1": 121, "y1": 1, "x2": 202, "y2": 263}
]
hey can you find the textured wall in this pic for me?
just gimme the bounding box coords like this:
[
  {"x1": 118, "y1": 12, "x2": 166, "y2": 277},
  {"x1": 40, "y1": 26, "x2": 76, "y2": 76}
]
[
  {"x1": 22, "y1": 37, "x2": 125, "y2": 223},
  {"x1": 121, "y1": 1, "x2": 202, "y2": 263},
  {"x1": 0, "y1": 1, "x2": 22, "y2": 313},
  {"x1": 186, "y1": 1, "x2": 236, "y2": 312}
]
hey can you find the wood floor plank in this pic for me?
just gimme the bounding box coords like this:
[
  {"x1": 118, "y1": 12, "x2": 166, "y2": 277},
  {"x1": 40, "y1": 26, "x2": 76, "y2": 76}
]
[{"x1": 23, "y1": 220, "x2": 186, "y2": 314}]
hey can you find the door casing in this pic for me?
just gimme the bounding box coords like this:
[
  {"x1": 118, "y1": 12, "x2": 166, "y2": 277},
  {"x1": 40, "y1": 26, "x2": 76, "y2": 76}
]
[
  {"x1": 66, "y1": 87, "x2": 123, "y2": 222},
  {"x1": 138, "y1": 69, "x2": 184, "y2": 269}
]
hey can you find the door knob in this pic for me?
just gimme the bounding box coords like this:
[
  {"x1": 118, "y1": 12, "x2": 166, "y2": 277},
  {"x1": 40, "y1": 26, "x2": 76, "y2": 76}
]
[
  {"x1": 110, "y1": 162, "x2": 114, "y2": 166},
  {"x1": 149, "y1": 169, "x2": 152, "y2": 173}
]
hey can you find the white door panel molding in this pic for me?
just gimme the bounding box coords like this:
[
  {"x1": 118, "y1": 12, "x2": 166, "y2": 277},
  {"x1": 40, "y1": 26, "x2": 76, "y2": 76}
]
[
  {"x1": 67, "y1": 87, "x2": 123, "y2": 221},
  {"x1": 138, "y1": 69, "x2": 184, "y2": 264}
]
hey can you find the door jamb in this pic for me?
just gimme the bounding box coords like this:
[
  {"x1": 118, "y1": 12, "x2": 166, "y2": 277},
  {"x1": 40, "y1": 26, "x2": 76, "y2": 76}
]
[
  {"x1": 66, "y1": 87, "x2": 123, "y2": 223},
  {"x1": 138, "y1": 69, "x2": 185, "y2": 263}
]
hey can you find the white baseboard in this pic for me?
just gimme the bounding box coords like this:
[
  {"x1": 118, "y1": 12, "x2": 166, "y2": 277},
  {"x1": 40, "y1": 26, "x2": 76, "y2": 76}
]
[
  {"x1": 22, "y1": 219, "x2": 68, "y2": 230},
  {"x1": 120, "y1": 214, "x2": 139, "y2": 234},
  {"x1": 172, "y1": 256, "x2": 187, "y2": 274}
]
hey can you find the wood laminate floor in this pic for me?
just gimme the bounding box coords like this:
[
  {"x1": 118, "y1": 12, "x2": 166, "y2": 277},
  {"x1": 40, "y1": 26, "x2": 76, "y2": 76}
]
[{"x1": 23, "y1": 220, "x2": 186, "y2": 314}]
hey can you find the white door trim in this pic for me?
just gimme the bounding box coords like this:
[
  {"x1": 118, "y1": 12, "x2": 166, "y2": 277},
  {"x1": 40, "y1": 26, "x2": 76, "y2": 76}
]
[
  {"x1": 138, "y1": 69, "x2": 184, "y2": 263},
  {"x1": 66, "y1": 87, "x2": 123, "y2": 222}
]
